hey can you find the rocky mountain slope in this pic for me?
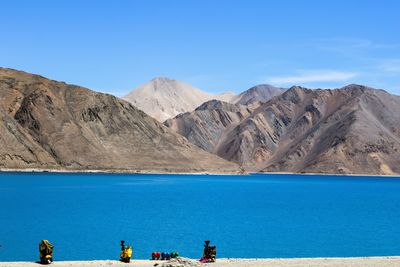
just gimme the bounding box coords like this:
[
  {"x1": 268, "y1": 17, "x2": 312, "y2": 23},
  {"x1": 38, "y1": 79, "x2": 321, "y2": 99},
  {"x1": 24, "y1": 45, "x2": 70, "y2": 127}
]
[
  {"x1": 166, "y1": 85, "x2": 400, "y2": 175},
  {"x1": 123, "y1": 77, "x2": 235, "y2": 122},
  {"x1": 0, "y1": 68, "x2": 238, "y2": 173},
  {"x1": 164, "y1": 100, "x2": 254, "y2": 153},
  {"x1": 231, "y1": 84, "x2": 285, "y2": 105}
]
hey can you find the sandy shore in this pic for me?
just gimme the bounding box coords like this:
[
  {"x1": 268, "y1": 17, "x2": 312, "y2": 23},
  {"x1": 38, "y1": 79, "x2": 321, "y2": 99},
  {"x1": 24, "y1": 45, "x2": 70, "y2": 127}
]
[{"x1": 1, "y1": 257, "x2": 400, "y2": 267}]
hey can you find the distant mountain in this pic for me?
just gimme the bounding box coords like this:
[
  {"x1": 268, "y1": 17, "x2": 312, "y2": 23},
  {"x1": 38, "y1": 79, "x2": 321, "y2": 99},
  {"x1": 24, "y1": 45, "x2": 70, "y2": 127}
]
[
  {"x1": 123, "y1": 77, "x2": 235, "y2": 122},
  {"x1": 166, "y1": 84, "x2": 400, "y2": 175},
  {"x1": 0, "y1": 68, "x2": 238, "y2": 173},
  {"x1": 231, "y1": 84, "x2": 285, "y2": 105}
]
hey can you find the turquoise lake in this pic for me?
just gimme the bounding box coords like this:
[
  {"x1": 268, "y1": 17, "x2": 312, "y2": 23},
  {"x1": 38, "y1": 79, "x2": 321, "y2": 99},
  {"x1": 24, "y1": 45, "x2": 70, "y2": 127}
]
[{"x1": 1, "y1": 172, "x2": 400, "y2": 261}]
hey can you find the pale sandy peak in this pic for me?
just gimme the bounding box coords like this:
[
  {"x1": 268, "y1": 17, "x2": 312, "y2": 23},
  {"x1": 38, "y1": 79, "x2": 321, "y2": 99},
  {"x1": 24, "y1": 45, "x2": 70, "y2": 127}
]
[{"x1": 123, "y1": 77, "x2": 236, "y2": 122}]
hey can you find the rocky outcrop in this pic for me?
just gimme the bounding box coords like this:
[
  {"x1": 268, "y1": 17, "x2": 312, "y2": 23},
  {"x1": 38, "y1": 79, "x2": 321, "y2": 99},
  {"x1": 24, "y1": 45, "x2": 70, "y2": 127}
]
[{"x1": 0, "y1": 68, "x2": 238, "y2": 173}]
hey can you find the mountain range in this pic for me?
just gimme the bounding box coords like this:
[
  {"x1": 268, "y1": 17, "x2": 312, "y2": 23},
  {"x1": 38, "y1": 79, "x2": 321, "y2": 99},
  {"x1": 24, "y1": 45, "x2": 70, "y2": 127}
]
[
  {"x1": 165, "y1": 85, "x2": 400, "y2": 175},
  {"x1": 1, "y1": 67, "x2": 399, "y2": 175}
]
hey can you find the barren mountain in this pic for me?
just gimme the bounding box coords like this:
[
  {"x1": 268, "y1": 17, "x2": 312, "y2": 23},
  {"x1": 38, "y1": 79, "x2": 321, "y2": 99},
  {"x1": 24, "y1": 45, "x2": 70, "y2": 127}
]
[
  {"x1": 164, "y1": 100, "x2": 254, "y2": 153},
  {"x1": 167, "y1": 84, "x2": 400, "y2": 175},
  {"x1": 0, "y1": 68, "x2": 238, "y2": 173},
  {"x1": 231, "y1": 84, "x2": 285, "y2": 105},
  {"x1": 123, "y1": 77, "x2": 235, "y2": 122}
]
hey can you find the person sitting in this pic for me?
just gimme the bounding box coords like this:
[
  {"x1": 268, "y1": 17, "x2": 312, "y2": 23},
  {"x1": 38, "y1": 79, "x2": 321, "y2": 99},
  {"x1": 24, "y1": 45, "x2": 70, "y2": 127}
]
[
  {"x1": 39, "y1": 240, "x2": 53, "y2": 265},
  {"x1": 120, "y1": 240, "x2": 132, "y2": 263}
]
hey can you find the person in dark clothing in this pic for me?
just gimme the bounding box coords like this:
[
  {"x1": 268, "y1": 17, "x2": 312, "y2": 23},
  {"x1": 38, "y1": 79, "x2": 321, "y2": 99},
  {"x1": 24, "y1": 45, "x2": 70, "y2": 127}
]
[{"x1": 200, "y1": 240, "x2": 216, "y2": 263}]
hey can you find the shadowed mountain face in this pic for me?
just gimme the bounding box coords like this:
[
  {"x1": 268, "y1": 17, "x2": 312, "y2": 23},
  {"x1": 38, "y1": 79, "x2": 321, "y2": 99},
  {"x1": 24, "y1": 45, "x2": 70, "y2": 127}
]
[
  {"x1": 123, "y1": 77, "x2": 235, "y2": 122},
  {"x1": 0, "y1": 68, "x2": 238, "y2": 172},
  {"x1": 166, "y1": 85, "x2": 400, "y2": 175},
  {"x1": 231, "y1": 84, "x2": 286, "y2": 105}
]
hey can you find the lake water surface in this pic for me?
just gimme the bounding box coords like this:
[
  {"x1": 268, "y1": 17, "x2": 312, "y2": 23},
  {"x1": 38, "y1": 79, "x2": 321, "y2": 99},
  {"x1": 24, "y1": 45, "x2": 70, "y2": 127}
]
[{"x1": 1, "y1": 172, "x2": 400, "y2": 261}]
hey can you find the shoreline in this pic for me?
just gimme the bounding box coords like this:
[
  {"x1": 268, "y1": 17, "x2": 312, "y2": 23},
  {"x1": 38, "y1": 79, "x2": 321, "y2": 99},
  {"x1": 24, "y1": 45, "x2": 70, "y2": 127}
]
[
  {"x1": 1, "y1": 256, "x2": 400, "y2": 267},
  {"x1": 0, "y1": 168, "x2": 399, "y2": 178}
]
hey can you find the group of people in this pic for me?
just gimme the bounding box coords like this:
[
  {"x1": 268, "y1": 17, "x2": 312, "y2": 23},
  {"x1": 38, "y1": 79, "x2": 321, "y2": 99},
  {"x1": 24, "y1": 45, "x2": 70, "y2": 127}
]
[{"x1": 38, "y1": 239, "x2": 216, "y2": 265}]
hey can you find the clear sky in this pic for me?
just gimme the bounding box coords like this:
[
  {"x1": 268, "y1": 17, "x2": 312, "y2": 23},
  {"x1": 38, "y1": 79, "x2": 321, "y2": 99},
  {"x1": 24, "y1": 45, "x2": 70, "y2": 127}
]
[{"x1": 2, "y1": 0, "x2": 400, "y2": 96}]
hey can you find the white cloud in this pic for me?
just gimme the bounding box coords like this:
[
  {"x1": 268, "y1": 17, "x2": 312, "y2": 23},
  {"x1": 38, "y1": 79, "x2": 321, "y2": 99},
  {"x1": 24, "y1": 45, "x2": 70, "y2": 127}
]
[
  {"x1": 266, "y1": 70, "x2": 358, "y2": 86},
  {"x1": 377, "y1": 59, "x2": 400, "y2": 73},
  {"x1": 312, "y1": 38, "x2": 398, "y2": 53}
]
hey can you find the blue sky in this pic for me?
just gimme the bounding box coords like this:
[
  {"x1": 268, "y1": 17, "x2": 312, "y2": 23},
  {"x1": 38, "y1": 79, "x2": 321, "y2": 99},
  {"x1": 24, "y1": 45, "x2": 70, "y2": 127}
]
[{"x1": 2, "y1": 0, "x2": 400, "y2": 95}]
